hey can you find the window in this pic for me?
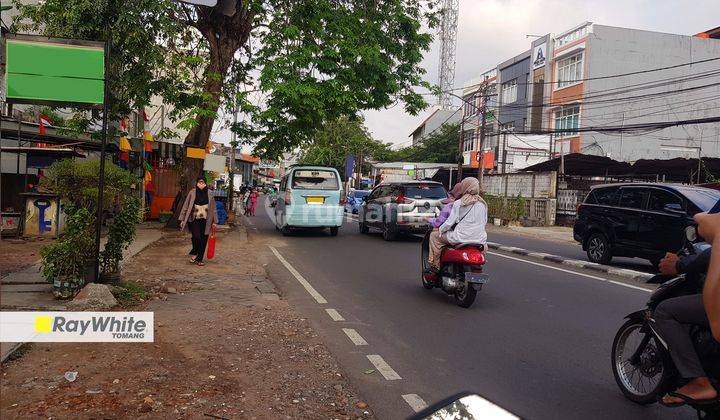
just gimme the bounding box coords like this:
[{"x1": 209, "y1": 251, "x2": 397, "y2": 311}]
[
  {"x1": 556, "y1": 26, "x2": 588, "y2": 47},
  {"x1": 648, "y1": 190, "x2": 683, "y2": 212},
  {"x1": 291, "y1": 170, "x2": 339, "y2": 190},
  {"x1": 501, "y1": 79, "x2": 517, "y2": 104},
  {"x1": 675, "y1": 187, "x2": 720, "y2": 213},
  {"x1": 590, "y1": 187, "x2": 619, "y2": 206},
  {"x1": 462, "y1": 130, "x2": 474, "y2": 152},
  {"x1": 619, "y1": 188, "x2": 649, "y2": 210},
  {"x1": 557, "y1": 53, "x2": 583, "y2": 88},
  {"x1": 404, "y1": 185, "x2": 448, "y2": 200},
  {"x1": 554, "y1": 106, "x2": 580, "y2": 138},
  {"x1": 501, "y1": 121, "x2": 515, "y2": 132}
]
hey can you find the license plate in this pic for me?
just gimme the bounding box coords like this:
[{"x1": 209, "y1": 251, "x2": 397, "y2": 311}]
[
  {"x1": 306, "y1": 196, "x2": 325, "y2": 204},
  {"x1": 465, "y1": 272, "x2": 489, "y2": 284}
]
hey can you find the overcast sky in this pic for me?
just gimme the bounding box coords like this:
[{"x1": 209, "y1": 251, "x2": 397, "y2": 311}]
[{"x1": 362, "y1": 0, "x2": 720, "y2": 148}]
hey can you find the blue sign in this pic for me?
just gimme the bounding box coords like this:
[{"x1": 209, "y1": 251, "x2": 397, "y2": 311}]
[{"x1": 345, "y1": 155, "x2": 355, "y2": 180}]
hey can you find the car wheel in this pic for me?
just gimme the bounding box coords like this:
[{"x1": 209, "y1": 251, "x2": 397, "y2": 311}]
[
  {"x1": 586, "y1": 232, "x2": 612, "y2": 264},
  {"x1": 329, "y1": 227, "x2": 339, "y2": 236},
  {"x1": 382, "y1": 222, "x2": 397, "y2": 241}
]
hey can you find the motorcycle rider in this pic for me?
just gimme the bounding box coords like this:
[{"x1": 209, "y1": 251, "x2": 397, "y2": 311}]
[
  {"x1": 426, "y1": 177, "x2": 488, "y2": 274},
  {"x1": 655, "y1": 213, "x2": 718, "y2": 406}
]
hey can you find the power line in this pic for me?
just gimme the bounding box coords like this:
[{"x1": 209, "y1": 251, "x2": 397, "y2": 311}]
[{"x1": 454, "y1": 55, "x2": 720, "y2": 92}]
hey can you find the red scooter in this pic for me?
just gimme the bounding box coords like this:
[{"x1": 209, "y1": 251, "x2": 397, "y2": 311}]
[{"x1": 421, "y1": 231, "x2": 489, "y2": 308}]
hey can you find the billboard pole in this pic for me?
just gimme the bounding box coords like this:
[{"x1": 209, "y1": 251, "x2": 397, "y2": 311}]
[{"x1": 94, "y1": 39, "x2": 110, "y2": 282}]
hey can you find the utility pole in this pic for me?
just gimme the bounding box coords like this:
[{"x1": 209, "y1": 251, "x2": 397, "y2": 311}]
[
  {"x1": 456, "y1": 117, "x2": 465, "y2": 183},
  {"x1": 501, "y1": 130, "x2": 508, "y2": 174},
  {"x1": 355, "y1": 148, "x2": 364, "y2": 189},
  {"x1": 227, "y1": 94, "x2": 239, "y2": 212},
  {"x1": 476, "y1": 79, "x2": 489, "y2": 189}
]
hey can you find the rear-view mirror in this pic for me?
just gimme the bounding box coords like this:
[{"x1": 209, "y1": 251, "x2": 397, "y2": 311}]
[
  {"x1": 409, "y1": 393, "x2": 520, "y2": 420},
  {"x1": 664, "y1": 203, "x2": 684, "y2": 213}
]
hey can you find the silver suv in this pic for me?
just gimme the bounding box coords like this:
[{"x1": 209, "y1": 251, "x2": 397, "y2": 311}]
[{"x1": 358, "y1": 181, "x2": 448, "y2": 241}]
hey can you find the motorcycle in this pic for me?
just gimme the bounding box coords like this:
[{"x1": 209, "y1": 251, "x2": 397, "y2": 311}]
[
  {"x1": 611, "y1": 225, "x2": 720, "y2": 419},
  {"x1": 420, "y1": 230, "x2": 488, "y2": 308}
]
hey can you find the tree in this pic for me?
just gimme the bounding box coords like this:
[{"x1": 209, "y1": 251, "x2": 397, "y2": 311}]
[{"x1": 16, "y1": 0, "x2": 440, "y2": 217}]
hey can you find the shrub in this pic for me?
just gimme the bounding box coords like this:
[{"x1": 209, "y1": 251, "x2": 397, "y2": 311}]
[
  {"x1": 40, "y1": 206, "x2": 94, "y2": 287},
  {"x1": 100, "y1": 196, "x2": 142, "y2": 275},
  {"x1": 40, "y1": 159, "x2": 136, "y2": 211}
]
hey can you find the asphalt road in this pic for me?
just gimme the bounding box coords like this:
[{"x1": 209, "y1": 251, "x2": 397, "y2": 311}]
[
  {"x1": 487, "y1": 228, "x2": 657, "y2": 273},
  {"x1": 249, "y1": 200, "x2": 690, "y2": 420}
]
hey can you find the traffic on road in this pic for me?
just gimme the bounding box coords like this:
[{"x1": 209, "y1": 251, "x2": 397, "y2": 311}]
[{"x1": 255, "y1": 168, "x2": 720, "y2": 419}]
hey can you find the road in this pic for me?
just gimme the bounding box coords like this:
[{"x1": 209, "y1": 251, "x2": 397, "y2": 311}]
[
  {"x1": 248, "y1": 199, "x2": 690, "y2": 419},
  {"x1": 487, "y1": 228, "x2": 656, "y2": 273}
]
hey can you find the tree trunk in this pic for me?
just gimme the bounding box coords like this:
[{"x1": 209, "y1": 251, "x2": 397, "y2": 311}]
[{"x1": 165, "y1": 6, "x2": 254, "y2": 228}]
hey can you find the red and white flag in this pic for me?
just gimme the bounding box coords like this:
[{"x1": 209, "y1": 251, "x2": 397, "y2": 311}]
[
  {"x1": 39, "y1": 114, "x2": 52, "y2": 135},
  {"x1": 142, "y1": 109, "x2": 150, "y2": 122},
  {"x1": 120, "y1": 117, "x2": 128, "y2": 132}
]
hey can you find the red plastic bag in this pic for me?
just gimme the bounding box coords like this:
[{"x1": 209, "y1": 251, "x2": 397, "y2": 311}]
[{"x1": 206, "y1": 225, "x2": 216, "y2": 260}]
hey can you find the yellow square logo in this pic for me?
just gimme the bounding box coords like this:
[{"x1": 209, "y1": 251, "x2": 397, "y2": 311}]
[{"x1": 35, "y1": 316, "x2": 52, "y2": 333}]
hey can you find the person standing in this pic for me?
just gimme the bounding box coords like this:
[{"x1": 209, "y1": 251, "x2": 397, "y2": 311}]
[{"x1": 179, "y1": 177, "x2": 218, "y2": 266}]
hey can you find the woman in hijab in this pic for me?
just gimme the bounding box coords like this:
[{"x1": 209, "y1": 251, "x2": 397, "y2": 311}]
[
  {"x1": 179, "y1": 177, "x2": 218, "y2": 266},
  {"x1": 427, "y1": 177, "x2": 488, "y2": 273}
]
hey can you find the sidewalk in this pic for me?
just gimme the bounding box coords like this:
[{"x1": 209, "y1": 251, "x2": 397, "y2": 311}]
[
  {"x1": 0, "y1": 223, "x2": 163, "y2": 362},
  {"x1": 1, "y1": 225, "x2": 372, "y2": 419},
  {"x1": 487, "y1": 224, "x2": 575, "y2": 244}
]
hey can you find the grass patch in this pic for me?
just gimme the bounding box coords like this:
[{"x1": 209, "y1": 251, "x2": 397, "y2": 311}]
[{"x1": 112, "y1": 281, "x2": 149, "y2": 306}]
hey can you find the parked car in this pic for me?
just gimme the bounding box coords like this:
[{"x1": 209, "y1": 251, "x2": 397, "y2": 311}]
[
  {"x1": 573, "y1": 183, "x2": 720, "y2": 265},
  {"x1": 359, "y1": 181, "x2": 447, "y2": 241},
  {"x1": 344, "y1": 190, "x2": 370, "y2": 214},
  {"x1": 274, "y1": 166, "x2": 344, "y2": 236}
]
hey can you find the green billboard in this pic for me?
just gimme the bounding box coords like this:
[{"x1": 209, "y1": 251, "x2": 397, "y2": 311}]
[{"x1": 5, "y1": 36, "x2": 105, "y2": 105}]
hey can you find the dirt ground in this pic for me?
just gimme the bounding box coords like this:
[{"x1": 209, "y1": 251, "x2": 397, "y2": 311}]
[
  {"x1": 0, "y1": 227, "x2": 373, "y2": 419},
  {"x1": 0, "y1": 238, "x2": 52, "y2": 275}
]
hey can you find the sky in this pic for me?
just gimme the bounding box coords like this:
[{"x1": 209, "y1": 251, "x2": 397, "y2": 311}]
[{"x1": 361, "y1": 0, "x2": 720, "y2": 148}]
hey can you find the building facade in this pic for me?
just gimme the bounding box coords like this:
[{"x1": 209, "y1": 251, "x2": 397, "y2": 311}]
[
  {"x1": 409, "y1": 107, "x2": 462, "y2": 146},
  {"x1": 460, "y1": 22, "x2": 720, "y2": 173}
]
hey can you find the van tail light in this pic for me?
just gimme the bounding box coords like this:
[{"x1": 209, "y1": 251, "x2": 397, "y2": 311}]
[
  {"x1": 576, "y1": 203, "x2": 582, "y2": 213},
  {"x1": 340, "y1": 192, "x2": 346, "y2": 205},
  {"x1": 285, "y1": 189, "x2": 292, "y2": 205}
]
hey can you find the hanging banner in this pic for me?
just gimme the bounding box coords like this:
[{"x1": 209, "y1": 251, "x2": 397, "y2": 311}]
[{"x1": 345, "y1": 155, "x2": 355, "y2": 180}]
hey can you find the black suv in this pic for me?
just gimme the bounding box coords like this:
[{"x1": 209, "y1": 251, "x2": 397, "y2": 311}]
[
  {"x1": 359, "y1": 181, "x2": 447, "y2": 241},
  {"x1": 574, "y1": 183, "x2": 720, "y2": 265}
]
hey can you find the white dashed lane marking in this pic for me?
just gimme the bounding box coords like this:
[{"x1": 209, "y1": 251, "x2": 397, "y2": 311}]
[
  {"x1": 402, "y1": 394, "x2": 428, "y2": 412},
  {"x1": 269, "y1": 246, "x2": 328, "y2": 304},
  {"x1": 325, "y1": 308, "x2": 345, "y2": 321},
  {"x1": 366, "y1": 354, "x2": 402, "y2": 380},
  {"x1": 342, "y1": 328, "x2": 368, "y2": 346}
]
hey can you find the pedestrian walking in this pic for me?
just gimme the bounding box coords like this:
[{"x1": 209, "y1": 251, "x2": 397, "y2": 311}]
[
  {"x1": 179, "y1": 177, "x2": 218, "y2": 266},
  {"x1": 248, "y1": 187, "x2": 259, "y2": 216}
]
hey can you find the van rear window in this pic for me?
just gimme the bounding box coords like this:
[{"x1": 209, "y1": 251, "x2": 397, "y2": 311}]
[{"x1": 291, "y1": 170, "x2": 339, "y2": 190}]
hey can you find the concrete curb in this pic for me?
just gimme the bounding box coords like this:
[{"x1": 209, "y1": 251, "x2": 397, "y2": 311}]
[{"x1": 486, "y1": 242, "x2": 655, "y2": 282}]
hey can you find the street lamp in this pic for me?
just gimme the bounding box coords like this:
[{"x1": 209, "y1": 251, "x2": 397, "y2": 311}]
[{"x1": 660, "y1": 144, "x2": 702, "y2": 184}]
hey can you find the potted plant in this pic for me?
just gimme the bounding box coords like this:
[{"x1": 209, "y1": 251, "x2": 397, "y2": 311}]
[
  {"x1": 40, "y1": 206, "x2": 94, "y2": 299},
  {"x1": 100, "y1": 196, "x2": 141, "y2": 284}
]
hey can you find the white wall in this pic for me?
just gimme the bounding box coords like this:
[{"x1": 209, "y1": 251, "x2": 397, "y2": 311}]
[
  {"x1": 584, "y1": 26, "x2": 720, "y2": 162},
  {"x1": 482, "y1": 171, "x2": 556, "y2": 198}
]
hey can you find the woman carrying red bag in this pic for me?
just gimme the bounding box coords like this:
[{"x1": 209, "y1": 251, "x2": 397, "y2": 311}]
[{"x1": 178, "y1": 177, "x2": 218, "y2": 266}]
